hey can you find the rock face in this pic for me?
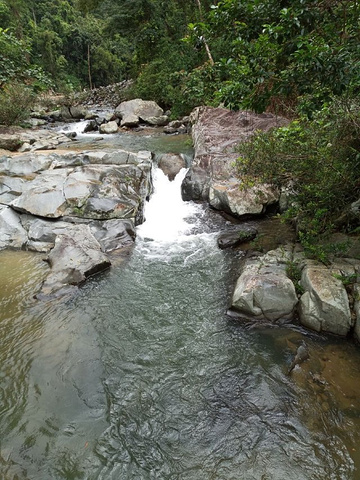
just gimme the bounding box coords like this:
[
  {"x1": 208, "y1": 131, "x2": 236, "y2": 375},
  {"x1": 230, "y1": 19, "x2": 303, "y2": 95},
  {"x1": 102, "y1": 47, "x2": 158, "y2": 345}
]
[
  {"x1": 115, "y1": 99, "x2": 165, "y2": 127},
  {"x1": 299, "y1": 260, "x2": 355, "y2": 336},
  {"x1": 182, "y1": 107, "x2": 288, "y2": 217},
  {"x1": 230, "y1": 246, "x2": 298, "y2": 322},
  {"x1": 0, "y1": 149, "x2": 153, "y2": 296},
  {"x1": 158, "y1": 153, "x2": 186, "y2": 181}
]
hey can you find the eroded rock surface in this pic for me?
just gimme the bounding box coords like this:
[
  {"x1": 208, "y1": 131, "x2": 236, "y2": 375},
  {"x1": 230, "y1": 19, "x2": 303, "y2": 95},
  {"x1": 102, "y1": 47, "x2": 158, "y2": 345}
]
[{"x1": 182, "y1": 106, "x2": 288, "y2": 217}]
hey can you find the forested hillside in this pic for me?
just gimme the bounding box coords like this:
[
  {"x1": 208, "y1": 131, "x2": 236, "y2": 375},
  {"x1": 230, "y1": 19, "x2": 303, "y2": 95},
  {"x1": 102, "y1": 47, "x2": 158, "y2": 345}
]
[{"x1": 1, "y1": 0, "x2": 359, "y2": 116}]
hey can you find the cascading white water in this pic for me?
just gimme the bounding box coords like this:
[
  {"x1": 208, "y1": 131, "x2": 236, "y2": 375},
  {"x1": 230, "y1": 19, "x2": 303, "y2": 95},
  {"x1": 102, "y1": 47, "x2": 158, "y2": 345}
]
[{"x1": 137, "y1": 167, "x2": 202, "y2": 243}]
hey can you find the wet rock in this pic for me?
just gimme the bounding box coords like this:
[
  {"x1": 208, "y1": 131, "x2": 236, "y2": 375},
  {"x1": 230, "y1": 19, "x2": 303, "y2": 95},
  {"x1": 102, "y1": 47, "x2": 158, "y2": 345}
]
[
  {"x1": 163, "y1": 126, "x2": 178, "y2": 135},
  {"x1": 0, "y1": 206, "x2": 27, "y2": 249},
  {"x1": 83, "y1": 120, "x2": 98, "y2": 133},
  {"x1": 230, "y1": 246, "x2": 298, "y2": 322},
  {"x1": 3, "y1": 151, "x2": 152, "y2": 223},
  {"x1": 90, "y1": 219, "x2": 135, "y2": 252},
  {"x1": 182, "y1": 106, "x2": 288, "y2": 217},
  {"x1": 299, "y1": 261, "x2": 352, "y2": 336},
  {"x1": 99, "y1": 121, "x2": 118, "y2": 134},
  {"x1": 217, "y1": 226, "x2": 258, "y2": 249},
  {"x1": 158, "y1": 153, "x2": 186, "y2": 181},
  {"x1": 39, "y1": 224, "x2": 111, "y2": 296}
]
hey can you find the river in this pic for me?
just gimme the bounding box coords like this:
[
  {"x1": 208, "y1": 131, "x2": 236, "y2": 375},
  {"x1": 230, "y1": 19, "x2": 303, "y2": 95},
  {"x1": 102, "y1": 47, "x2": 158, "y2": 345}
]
[{"x1": 1, "y1": 129, "x2": 360, "y2": 479}]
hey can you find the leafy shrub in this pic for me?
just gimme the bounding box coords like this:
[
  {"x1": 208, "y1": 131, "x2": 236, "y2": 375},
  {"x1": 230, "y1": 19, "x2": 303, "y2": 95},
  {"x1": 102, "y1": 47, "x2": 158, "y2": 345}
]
[
  {"x1": 0, "y1": 83, "x2": 35, "y2": 126},
  {"x1": 236, "y1": 97, "x2": 360, "y2": 261}
]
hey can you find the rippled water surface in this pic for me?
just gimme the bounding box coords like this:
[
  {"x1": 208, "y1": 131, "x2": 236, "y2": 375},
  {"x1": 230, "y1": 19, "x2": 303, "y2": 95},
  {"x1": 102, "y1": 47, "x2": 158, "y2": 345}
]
[{"x1": 2, "y1": 144, "x2": 360, "y2": 479}]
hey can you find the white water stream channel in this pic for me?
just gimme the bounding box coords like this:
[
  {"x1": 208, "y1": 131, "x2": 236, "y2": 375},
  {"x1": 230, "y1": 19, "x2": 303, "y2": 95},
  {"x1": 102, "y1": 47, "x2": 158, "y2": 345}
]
[{"x1": 1, "y1": 128, "x2": 360, "y2": 478}]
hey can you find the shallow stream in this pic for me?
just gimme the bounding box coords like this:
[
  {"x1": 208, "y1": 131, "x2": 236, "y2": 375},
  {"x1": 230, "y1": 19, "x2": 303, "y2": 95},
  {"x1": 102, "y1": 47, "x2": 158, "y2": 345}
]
[{"x1": 1, "y1": 130, "x2": 360, "y2": 479}]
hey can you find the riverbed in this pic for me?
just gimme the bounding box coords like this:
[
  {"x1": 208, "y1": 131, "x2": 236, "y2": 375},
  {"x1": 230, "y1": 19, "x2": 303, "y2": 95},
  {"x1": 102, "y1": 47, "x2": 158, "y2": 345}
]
[{"x1": 1, "y1": 129, "x2": 360, "y2": 479}]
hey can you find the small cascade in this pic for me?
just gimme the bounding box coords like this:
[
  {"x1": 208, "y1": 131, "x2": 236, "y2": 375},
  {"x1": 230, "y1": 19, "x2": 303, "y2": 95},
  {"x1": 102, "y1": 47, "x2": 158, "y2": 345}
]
[{"x1": 137, "y1": 167, "x2": 202, "y2": 244}]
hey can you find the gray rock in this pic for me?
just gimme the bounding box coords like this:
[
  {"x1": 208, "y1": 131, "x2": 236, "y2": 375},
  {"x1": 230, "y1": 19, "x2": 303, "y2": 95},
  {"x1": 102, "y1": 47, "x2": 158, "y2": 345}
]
[
  {"x1": 0, "y1": 134, "x2": 23, "y2": 151},
  {"x1": 230, "y1": 246, "x2": 298, "y2": 322},
  {"x1": 158, "y1": 153, "x2": 186, "y2": 181},
  {"x1": 90, "y1": 219, "x2": 135, "y2": 252},
  {"x1": 99, "y1": 121, "x2": 118, "y2": 134},
  {"x1": 115, "y1": 99, "x2": 164, "y2": 127},
  {"x1": 83, "y1": 120, "x2": 98, "y2": 133},
  {"x1": 217, "y1": 226, "x2": 258, "y2": 249},
  {"x1": 299, "y1": 261, "x2": 352, "y2": 336},
  {"x1": 145, "y1": 115, "x2": 169, "y2": 126},
  {"x1": 182, "y1": 106, "x2": 288, "y2": 217},
  {"x1": 39, "y1": 224, "x2": 111, "y2": 296},
  {"x1": 0, "y1": 206, "x2": 28, "y2": 249},
  {"x1": 163, "y1": 126, "x2": 178, "y2": 135}
]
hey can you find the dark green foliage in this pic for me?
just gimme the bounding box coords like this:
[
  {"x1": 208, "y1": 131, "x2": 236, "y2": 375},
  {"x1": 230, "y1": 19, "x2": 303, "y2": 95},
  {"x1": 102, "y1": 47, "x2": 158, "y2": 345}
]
[
  {"x1": 0, "y1": 82, "x2": 35, "y2": 125},
  {"x1": 236, "y1": 98, "x2": 360, "y2": 261},
  {"x1": 184, "y1": 0, "x2": 360, "y2": 116}
]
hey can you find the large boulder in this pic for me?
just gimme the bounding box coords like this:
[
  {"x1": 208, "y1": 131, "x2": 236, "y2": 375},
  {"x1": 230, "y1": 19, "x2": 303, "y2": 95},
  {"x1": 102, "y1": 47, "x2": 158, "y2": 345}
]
[
  {"x1": 115, "y1": 99, "x2": 164, "y2": 127},
  {"x1": 182, "y1": 107, "x2": 288, "y2": 217},
  {"x1": 299, "y1": 261, "x2": 353, "y2": 336},
  {"x1": 230, "y1": 246, "x2": 298, "y2": 322},
  {"x1": 39, "y1": 224, "x2": 111, "y2": 297},
  {"x1": 158, "y1": 153, "x2": 186, "y2": 181},
  {"x1": 99, "y1": 121, "x2": 118, "y2": 134}
]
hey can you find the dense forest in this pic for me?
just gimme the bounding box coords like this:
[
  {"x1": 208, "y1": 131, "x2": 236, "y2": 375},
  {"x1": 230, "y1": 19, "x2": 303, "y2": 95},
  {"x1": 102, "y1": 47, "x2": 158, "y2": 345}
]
[
  {"x1": 1, "y1": 0, "x2": 359, "y2": 255},
  {"x1": 1, "y1": 0, "x2": 358, "y2": 116}
]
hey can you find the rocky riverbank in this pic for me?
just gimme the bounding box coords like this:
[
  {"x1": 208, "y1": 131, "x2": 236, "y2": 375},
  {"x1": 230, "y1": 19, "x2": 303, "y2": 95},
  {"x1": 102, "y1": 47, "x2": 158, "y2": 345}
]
[
  {"x1": 0, "y1": 148, "x2": 152, "y2": 297},
  {"x1": 183, "y1": 106, "x2": 360, "y2": 342}
]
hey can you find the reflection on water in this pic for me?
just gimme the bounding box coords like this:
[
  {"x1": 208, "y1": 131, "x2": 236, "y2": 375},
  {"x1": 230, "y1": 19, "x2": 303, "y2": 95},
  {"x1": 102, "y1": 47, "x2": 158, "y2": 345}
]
[{"x1": 1, "y1": 170, "x2": 360, "y2": 479}]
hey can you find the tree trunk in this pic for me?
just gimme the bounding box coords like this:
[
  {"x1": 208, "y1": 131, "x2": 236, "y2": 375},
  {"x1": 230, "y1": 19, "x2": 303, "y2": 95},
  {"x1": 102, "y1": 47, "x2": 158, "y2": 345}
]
[
  {"x1": 88, "y1": 44, "x2": 93, "y2": 90},
  {"x1": 194, "y1": 0, "x2": 214, "y2": 65}
]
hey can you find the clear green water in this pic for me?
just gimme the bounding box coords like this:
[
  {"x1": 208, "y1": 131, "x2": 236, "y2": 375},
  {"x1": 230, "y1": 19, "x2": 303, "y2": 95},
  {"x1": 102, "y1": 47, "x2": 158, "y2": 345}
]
[{"x1": 2, "y1": 132, "x2": 360, "y2": 479}]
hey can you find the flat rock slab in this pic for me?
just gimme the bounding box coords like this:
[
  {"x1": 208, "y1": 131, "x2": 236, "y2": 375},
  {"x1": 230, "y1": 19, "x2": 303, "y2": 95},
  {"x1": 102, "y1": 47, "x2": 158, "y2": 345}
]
[{"x1": 1, "y1": 150, "x2": 152, "y2": 223}]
